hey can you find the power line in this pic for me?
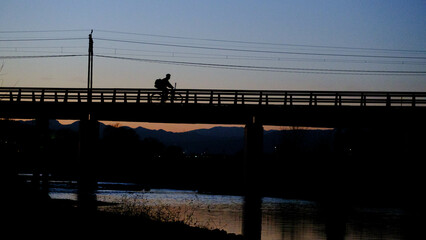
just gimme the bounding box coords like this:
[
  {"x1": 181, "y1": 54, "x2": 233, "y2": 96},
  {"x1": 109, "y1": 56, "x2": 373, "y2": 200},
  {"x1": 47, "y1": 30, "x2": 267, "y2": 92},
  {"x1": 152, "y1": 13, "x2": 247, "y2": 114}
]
[
  {"x1": 95, "y1": 54, "x2": 426, "y2": 76},
  {"x1": 95, "y1": 37, "x2": 426, "y2": 60},
  {"x1": 0, "y1": 37, "x2": 86, "y2": 42},
  {"x1": 1, "y1": 30, "x2": 424, "y2": 76},
  {"x1": 0, "y1": 54, "x2": 87, "y2": 59},
  {"x1": 0, "y1": 46, "x2": 87, "y2": 49},
  {"x1": 0, "y1": 45, "x2": 87, "y2": 55},
  {"x1": 0, "y1": 29, "x2": 89, "y2": 34},
  {"x1": 96, "y1": 29, "x2": 426, "y2": 54},
  {"x1": 93, "y1": 47, "x2": 426, "y2": 66},
  {"x1": 3, "y1": 44, "x2": 422, "y2": 66}
]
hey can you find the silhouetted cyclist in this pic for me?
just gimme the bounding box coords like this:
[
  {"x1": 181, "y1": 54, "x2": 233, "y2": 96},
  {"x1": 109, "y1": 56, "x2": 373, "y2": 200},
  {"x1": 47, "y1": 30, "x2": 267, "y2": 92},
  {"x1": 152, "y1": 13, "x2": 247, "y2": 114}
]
[{"x1": 154, "y1": 73, "x2": 174, "y2": 103}]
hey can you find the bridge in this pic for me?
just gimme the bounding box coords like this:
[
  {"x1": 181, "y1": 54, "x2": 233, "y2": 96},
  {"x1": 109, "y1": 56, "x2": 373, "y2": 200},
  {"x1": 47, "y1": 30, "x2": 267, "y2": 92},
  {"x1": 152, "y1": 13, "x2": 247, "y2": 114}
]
[
  {"x1": 2, "y1": 87, "x2": 426, "y2": 211},
  {"x1": 1, "y1": 87, "x2": 425, "y2": 128},
  {"x1": 3, "y1": 87, "x2": 426, "y2": 235}
]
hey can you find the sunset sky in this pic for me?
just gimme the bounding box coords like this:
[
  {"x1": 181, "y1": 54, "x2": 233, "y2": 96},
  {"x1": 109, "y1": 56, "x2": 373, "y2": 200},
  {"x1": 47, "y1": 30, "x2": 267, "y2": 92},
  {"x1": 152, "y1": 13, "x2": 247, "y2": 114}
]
[{"x1": 1, "y1": 0, "x2": 425, "y2": 132}]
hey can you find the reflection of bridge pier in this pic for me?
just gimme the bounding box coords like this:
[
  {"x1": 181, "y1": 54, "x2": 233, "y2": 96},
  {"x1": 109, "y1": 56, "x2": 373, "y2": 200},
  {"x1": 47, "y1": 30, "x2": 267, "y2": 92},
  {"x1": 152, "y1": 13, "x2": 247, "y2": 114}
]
[
  {"x1": 242, "y1": 116, "x2": 263, "y2": 240},
  {"x1": 77, "y1": 114, "x2": 99, "y2": 213}
]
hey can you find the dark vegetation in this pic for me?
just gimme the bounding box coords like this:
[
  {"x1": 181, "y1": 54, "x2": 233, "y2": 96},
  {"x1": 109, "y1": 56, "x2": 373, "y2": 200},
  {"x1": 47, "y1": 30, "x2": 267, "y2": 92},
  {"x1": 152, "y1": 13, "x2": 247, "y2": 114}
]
[
  {"x1": 6, "y1": 189, "x2": 242, "y2": 239},
  {"x1": 266, "y1": 127, "x2": 425, "y2": 209}
]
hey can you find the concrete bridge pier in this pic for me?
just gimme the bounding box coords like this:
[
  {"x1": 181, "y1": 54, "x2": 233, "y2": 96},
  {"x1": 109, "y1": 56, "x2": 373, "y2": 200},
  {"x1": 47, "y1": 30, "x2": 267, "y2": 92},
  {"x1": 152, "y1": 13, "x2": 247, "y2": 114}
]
[
  {"x1": 32, "y1": 117, "x2": 50, "y2": 195},
  {"x1": 77, "y1": 114, "x2": 99, "y2": 213},
  {"x1": 242, "y1": 116, "x2": 263, "y2": 240},
  {"x1": 243, "y1": 116, "x2": 263, "y2": 194}
]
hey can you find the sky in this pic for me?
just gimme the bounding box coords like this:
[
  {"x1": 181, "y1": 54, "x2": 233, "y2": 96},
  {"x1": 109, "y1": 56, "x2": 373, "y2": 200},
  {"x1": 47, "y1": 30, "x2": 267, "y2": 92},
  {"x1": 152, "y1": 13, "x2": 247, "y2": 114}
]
[{"x1": 1, "y1": 0, "x2": 425, "y2": 132}]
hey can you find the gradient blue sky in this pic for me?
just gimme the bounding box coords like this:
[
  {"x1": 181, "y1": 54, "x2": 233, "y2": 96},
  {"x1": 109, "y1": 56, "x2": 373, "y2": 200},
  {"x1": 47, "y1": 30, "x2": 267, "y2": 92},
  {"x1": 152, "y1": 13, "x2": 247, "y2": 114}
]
[{"x1": 1, "y1": 0, "x2": 425, "y2": 131}]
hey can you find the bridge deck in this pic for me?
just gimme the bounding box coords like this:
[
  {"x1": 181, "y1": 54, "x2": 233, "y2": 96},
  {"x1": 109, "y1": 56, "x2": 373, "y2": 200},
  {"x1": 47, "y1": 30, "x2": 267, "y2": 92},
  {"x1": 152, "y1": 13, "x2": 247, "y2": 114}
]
[
  {"x1": 1, "y1": 87, "x2": 426, "y2": 107},
  {"x1": 1, "y1": 88, "x2": 425, "y2": 127}
]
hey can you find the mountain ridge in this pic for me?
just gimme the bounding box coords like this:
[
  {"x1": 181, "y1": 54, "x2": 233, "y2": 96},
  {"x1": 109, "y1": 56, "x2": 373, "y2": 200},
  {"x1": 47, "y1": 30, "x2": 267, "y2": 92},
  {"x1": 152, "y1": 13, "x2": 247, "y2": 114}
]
[{"x1": 19, "y1": 120, "x2": 334, "y2": 154}]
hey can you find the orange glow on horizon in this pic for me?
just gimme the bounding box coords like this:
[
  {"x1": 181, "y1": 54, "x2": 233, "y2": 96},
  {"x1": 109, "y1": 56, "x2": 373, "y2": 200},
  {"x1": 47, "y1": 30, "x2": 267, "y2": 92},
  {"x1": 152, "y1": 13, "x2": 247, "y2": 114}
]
[
  {"x1": 10, "y1": 119, "x2": 327, "y2": 132},
  {"x1": 58, "y1": 120, "x2": 286, "y2": 132}
]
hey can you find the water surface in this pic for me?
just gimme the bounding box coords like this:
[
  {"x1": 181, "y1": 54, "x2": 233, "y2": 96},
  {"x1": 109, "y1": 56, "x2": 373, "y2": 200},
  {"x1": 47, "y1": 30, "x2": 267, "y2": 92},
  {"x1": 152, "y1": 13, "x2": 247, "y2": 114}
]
[{"x1": 50, "y1": 184, "x2": 409, "y2": 240}]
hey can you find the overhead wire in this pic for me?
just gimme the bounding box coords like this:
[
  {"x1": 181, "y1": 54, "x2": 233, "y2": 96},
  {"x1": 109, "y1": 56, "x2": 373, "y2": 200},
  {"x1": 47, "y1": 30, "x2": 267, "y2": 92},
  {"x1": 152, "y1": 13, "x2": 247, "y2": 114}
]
[
  {"x1": 91, "y1": 32, "x2": 426, "y2": 75},
  {"x1": 95, "y1": 54, "x2": 426, "y2": 76},
  {"x1": 2, "y1": 29, "x2": 425, "y2": 56},
  {"x1": 0, "y1": 29, "x2": 90, "y2": 34},
  {"x1": 93, "y1": 46, "x2": 426, "y2": 66},
  {"x1": 95, "y1": 29, "x2": 426, "y2": 55},
  {"x1": 2, "y1": 30, "x2": 424, "y2": 58},
  {"x1": 0, "y1": 32, "x2": 88, "y2": 60},
  {"x1": 1, "y1": 29, "x2": 425, "y2": 76},
  {"x1": 94, "y1": 37, "x2": 426, "y2": 60},
  {"x1": 0, "y1": 54, "x2": 87, "y2": 59},
  {"x1": 0, "y1": 37, "x2": 87, "y2": 42},
  {"x1": 0, "y1": 46, "x2": 87, "y2": 55}
]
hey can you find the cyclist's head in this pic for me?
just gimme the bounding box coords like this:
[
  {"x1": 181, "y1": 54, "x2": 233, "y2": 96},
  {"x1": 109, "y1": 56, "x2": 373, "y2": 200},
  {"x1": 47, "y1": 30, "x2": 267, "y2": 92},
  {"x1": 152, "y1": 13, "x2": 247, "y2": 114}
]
[{"x1": 166, "y1": 73, "x2": 171, "y2": 78}]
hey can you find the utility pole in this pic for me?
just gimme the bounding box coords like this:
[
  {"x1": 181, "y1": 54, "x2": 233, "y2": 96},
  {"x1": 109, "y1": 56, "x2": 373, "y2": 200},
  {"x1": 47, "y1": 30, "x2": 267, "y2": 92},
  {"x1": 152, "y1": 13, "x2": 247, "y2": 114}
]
[
  {"x1": 77, "y1": 30, "x2": 98, "y2": 213},
  {"x1": 87, "y1": 30, "x2": 94, "y2": 103}
]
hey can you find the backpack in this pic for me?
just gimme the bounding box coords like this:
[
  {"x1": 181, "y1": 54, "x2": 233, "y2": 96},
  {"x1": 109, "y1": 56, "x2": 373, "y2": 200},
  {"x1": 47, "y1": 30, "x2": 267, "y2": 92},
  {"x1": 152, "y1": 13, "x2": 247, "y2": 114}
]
[{"x1": 154, "y1": 79, "x2": 163, "y2": 89}]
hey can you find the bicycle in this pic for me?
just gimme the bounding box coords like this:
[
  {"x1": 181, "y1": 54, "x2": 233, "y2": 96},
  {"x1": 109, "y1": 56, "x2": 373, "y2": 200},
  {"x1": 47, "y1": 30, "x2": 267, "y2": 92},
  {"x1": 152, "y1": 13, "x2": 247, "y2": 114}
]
[{"x1": 150, "y1": 83, "x2": 184, "y2": 104}]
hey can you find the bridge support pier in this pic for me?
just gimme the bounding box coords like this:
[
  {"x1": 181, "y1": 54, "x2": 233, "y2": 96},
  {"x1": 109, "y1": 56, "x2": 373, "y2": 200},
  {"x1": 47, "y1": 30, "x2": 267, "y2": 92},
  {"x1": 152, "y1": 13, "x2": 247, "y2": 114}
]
[
  {"x1": 242, "y1": 116, "x2": 263, "y2": 240},
  {"x1": 77, "y1": 115, "x2": 99, "y2": 213},
  {"x1": 243, "y1": 116, "x2": 263, "y2": 194},
  {"x1": 32, "y1": 117, "x2": 50, "y2": 195}
]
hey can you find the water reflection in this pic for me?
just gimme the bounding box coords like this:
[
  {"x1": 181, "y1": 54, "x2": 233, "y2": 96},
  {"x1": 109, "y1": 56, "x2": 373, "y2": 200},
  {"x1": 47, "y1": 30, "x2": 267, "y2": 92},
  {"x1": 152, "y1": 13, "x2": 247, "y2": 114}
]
[
  {"x1": 242, "y1": 195, "x2": 262, "y2": 240},
  {"x1": 262, "y1": 198, "x2": 327, "y2": 240},
  {"x1": 50, "y1": 187, "x2": 408, "y2": 240},
  {"x1": 321, "y1": 203, "x2": 347, "y2": 240}
]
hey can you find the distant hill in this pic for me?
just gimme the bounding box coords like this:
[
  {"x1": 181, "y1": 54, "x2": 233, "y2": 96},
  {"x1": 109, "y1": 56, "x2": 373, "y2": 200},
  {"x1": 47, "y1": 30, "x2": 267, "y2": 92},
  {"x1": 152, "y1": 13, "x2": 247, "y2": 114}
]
[
  {"x1": 20, "y1": 120, "x2": 334, "y2": 155},
  {"x1": 134, "y1": 126, "x2": 245, "y2": 154}
]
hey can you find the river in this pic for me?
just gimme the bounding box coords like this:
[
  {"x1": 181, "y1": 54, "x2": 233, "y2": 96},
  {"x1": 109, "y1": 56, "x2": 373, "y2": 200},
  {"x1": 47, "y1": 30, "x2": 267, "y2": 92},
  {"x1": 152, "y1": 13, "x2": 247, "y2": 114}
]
[{"x1": 49, "y1": 182, "x2": 410, "y2": 240}]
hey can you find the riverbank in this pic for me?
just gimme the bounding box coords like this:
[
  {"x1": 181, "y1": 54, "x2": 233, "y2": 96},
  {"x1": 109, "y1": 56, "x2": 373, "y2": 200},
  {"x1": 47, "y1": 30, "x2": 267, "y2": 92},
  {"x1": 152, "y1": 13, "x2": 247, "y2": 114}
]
[
  {"x1": 7, "y1": 177, "x2": 420, "y2": 240},
  {"x1": 6, "y1": 180, "x2": 243, "y2": 239}
]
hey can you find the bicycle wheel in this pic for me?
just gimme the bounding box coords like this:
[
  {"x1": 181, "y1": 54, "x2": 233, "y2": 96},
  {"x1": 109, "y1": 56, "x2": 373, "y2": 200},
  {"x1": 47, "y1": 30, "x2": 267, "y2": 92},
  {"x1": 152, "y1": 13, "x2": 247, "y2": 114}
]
[{"x1": 171, "y1": 93, "x2": 184, "y2": 104}]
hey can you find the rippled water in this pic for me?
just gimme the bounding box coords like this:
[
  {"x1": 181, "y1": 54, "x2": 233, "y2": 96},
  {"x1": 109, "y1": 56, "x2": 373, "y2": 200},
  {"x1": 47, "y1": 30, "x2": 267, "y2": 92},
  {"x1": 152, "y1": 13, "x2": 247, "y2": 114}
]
[{"x1": 50, "y1": 185, "x2": 409, "y2": 240}]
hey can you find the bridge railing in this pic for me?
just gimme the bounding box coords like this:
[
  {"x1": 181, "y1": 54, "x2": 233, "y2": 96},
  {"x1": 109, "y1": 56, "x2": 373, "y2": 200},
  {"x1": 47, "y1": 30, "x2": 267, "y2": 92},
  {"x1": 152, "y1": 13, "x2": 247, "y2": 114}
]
[{"x1": 1, "y1": 88, "x2": 426, "y2": 107}]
